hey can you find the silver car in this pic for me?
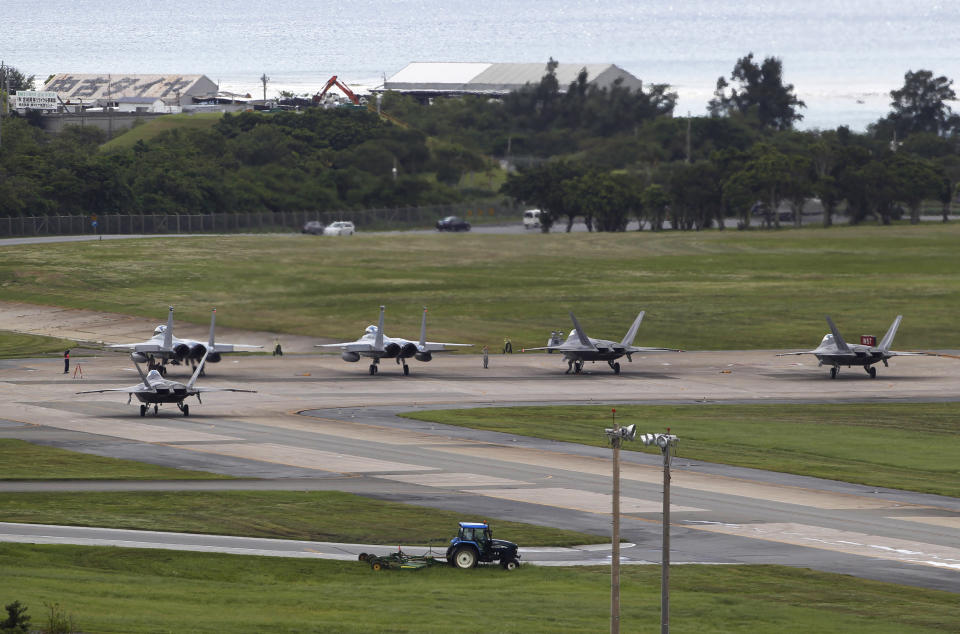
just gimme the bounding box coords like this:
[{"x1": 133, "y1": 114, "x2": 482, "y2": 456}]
[{"x1": 323, "y1": 221, "x2": 355, "y2": 236}]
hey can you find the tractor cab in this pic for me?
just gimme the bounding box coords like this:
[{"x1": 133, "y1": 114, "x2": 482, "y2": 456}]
[{"x1": 446, "y1": 521, "x2": 520, "y2": 570}]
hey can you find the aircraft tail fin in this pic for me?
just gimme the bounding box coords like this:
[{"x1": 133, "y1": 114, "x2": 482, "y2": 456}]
[
  {"x1": 620, "y1": 311, "x2": 646, "y2": 347},
  {"x1": 207, "y1": 308, "x2": 217, "y2": 348},
  {"x1": 187, "y1": 350, "x2": 210, "y2": 389},
  {"x1": 375, "y1": 306, "x2": 385, "y2": 350},
  {"x1": 134, "y1": 359, "x2": 151, "y2": 388},
  {"x1": 162, "y1": 306, "x2": 174, "y2": 350},
  {"x1": 569, "y1": 312, "x2": 592, "y2": 347},
  {"x1": 419, "y1": 306, "x2": 428, "y2": 347},
  {"x1": 825, "y1": 315, "x2": 850, "y2": 351},
  {"x1": 879, "y1": 315, "x2": 903, "y2": 351}
]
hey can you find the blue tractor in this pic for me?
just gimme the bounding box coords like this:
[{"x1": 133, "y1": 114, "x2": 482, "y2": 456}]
[{"x1": 446, "y1": 521, "x2": 521, "y2": 570}]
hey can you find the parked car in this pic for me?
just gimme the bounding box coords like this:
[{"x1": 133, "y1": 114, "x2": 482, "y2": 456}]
[
  {"x1": 302, "y1": 220, "x2": 325, "y2": 235},
  {"x1": 323, "y1": 221, "x2": 355, "y2": 236},
  {"x1": 523, "y1": 209, "x2": 542, "y2": 229},
  {"x1": 436, "y1": 216, "x2": 471, "y2": 232}
]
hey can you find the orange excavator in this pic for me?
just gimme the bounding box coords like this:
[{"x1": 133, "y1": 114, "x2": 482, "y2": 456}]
[{"x1": 312, "y1": 75, "x2": 362, "y2": 106}]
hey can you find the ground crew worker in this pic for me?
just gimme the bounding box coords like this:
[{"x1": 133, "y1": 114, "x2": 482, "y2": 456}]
[
  {"x1": 503, "y1": 337, "x2": 512, "y2": 354},
  {"x1": 482, "y1": 345, "x2": 489, "y2": 369},
  {"x1": 63, "y1": 349, "x2": 70, "y2": 374},
  {"x1": 273, "y1": 338, "x2": 283, "y2": 357}
]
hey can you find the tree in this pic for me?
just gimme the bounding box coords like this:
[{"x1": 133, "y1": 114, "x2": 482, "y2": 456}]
[
  {"x1": 885, "y1": 70, "x2": 960, "y2": 138},
  {"x1": 1, "y1": 600, "x2": 30, "y2": 632},
  {"x1": 708, "y1": 53, "x2": 806, "y2": 130},
  {"x1": 0, "y1": 64, "x2": 36, "y2": 94},
  {"x1": 500, "y1": 161, "x2": 586, "y2": 233}
]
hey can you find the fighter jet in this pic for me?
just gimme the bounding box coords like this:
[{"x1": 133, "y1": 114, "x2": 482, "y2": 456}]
[
  {"x1": 317, "y1": 306, "x2": 471, "y2": 375},
  {"x1": 777, "y1": 315, "x2": 924, "y2": 379},
  {"x1": 77, "y1": 350, "x2": 256, "y2": 417},
  {"x1": 523, "y1": 311, "x2": 680, "y2": 374},
  {"x1": 110, "y1": 307, "x2": 261, "y2": 375}
]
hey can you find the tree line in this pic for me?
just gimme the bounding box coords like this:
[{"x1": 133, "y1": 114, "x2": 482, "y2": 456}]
[{"x1": 0, "y1": 56, "x2": 958, "y2": 224}]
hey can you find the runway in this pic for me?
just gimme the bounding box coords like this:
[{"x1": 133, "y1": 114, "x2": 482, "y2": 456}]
[{"x1": 0, "y1": 349, "x2": 958, "y2": 592}]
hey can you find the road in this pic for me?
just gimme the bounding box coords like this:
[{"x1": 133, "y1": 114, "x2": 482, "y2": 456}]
[{"x1": 1, "y1": 344, "x2": 958, "y2": 592}]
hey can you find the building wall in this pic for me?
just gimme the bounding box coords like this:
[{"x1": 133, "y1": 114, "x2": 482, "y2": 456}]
[{"x1": 38, "y1": 112, "x2": 167, "y2": 137}]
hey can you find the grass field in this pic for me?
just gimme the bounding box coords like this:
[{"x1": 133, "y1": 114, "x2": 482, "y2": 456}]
[
  {"x1": 403, "y1": 402, "x2": 960, "y2": 497},
  {"x1": 2, "y1": 224, "x2": 960, "y2": 349},
  {"x1": 0, "y1": 489, "x2": 603, "y2": 546},
  {"x1": 99, "y1": 112, "x2": 223, "y2": 151},
  {"x1": 0, "y1": 439, "x2": 230, "y2": 480},
  {"x1": 0, "y1": 332, "x2": 77, "y2": 358},
  {"x1": 0, "y1": 544, "x2": 956, "y2": 633}
]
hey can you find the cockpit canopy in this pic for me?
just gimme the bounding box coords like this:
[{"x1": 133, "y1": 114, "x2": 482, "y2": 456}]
[
  {"x1": 821, "y1": 334, "x2": 834, "y2": 345},
  {"x1": 154, "y1": 325, "x2": 167, "y2": 335},
  {"x1": 146, "y1": 369, "x2": 163, "y2": 382},
  {"x1": 364, "y1": 325, "x2": 379, "y2": 335}
]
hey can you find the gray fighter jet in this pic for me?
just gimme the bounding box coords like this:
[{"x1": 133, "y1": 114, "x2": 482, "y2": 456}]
[
  {"x1": 78, "y1": 350, "x2": 255, "y2": 417},
  {"x1": 778, "y1": 315, "x2": 923, "y2": 379},
  {"x1": 110, "y1": 307, "x2": 261, "y2": 375},
  {"x1": 317, "y1": 306, "x2": 471, "y2": 375},
  {"x1": 523, "y1": 311, "x2": 680, "y2": 374}
]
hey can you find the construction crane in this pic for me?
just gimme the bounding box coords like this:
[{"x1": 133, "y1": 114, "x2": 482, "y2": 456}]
[{"x1": 312, "y1": 75, "x2": 362, "y2": 106}]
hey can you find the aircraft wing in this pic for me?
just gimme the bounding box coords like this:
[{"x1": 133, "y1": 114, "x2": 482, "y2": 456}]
[
  {"x1": 624, "y1": 346, "x2": 682, "y2": 353},
  {"x1": 77, "y1": 385, "x2": 149, "y2": 395},
  {"x1": 211, "y1": 343, "x2": 263, "y2": 352},
  {"x1": 776, "y1": 351, "x2": 817, "y2": 356},
  {"x1": 523, "y1": 343, "x2": 593, "y2": 353},
  {"x1": 418, "y1": 341, "x2": 472, "y2": 352},
  {"x1": 193, "y1": 387, "x2": 258, "y2": 393},
  {"x1": 108, "y1": 342, "x2": 166, "y2": 352},
  {"x1": 884, "y1": 351, "x2": 930, "y2": 357},
  {"x1": 316, "y1": 341, "x2": 376, "y2": 352}
]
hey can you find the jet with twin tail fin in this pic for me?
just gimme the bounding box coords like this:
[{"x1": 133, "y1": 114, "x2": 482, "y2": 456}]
[
  {"x1": 523, "y1": 311, "x2": 681, "y2": 374},
  {"x1": 110, "y1": 306, "x2": 262, "y2": 376},
  {"x1": 777, "y1": 315, "x2": 925, "y2": 379},
  {"x1": 77, "y1": 349, "x2": 256, "y2": 417},
  {"x1": 317, "y1": 306, "x2": 472, "y2": 375}
]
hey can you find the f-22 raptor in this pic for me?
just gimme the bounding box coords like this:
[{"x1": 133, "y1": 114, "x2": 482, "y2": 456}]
[
  {"x1": 77, "y1": 350, "x2": 256, "y2": 417},
  {"x1": 778, "y1": 315, "x2": 924, "y2": 379},
  {"x1": 524, "y1": 311, "x2": 680, "y2": 374}
]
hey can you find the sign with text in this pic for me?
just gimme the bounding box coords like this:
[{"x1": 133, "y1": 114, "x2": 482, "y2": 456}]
[{"x1": 15, "y1": 91, "x2": 58, "y2": 110}]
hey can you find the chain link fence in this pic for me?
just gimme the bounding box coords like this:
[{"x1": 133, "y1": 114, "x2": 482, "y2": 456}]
[{"x1": 0, "y1": 202, "x2": 517, "y2": 237}]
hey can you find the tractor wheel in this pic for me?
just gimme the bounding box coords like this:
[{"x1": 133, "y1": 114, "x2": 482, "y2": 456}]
[
  {"x1": 358, "y1": 553, "x2": 369, "y2": 562},
  {"x1": 371, "y1": 561, "x2": 383, "y2": 571},
  {"x1": 452, "y1": 547, "x2": 478, "y2": 569},
  {"x1": 501, "y1": 558, "x2": 519, "y2": 571}
]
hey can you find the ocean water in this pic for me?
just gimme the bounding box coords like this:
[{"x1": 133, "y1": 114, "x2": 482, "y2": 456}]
[{"x1": 4, "y1": 0, "x2": 958, "y2": 130}]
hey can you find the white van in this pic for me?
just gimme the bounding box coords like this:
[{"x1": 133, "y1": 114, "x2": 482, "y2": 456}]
[{"x1": 523, "y1": 209, "x2": 542, "y2": 229}]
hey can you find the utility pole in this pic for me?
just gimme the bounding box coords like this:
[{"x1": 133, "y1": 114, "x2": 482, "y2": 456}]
[
  {"x1": 0, "y1": 60, "x2": 5, "y2": 150},
  {"x1": 260, "y1": 73, "x2": 270, "y2": 102}
]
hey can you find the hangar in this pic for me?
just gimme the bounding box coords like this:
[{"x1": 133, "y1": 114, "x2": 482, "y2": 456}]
[
  {"x1": 43, "y1": 73, "x2": 218, "y2": 108},
  {"x1": 375, "y1": 62, "x2": 643, "y2": 102}
]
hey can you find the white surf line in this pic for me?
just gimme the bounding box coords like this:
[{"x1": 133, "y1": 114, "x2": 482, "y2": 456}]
[{"x1": 685, "y1": 522, "x2": 960, "y2": 571}]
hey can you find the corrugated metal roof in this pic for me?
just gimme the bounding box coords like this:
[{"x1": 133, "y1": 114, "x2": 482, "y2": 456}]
[
  {"x1": 380, "y1": 62, "x2": 643, "y2": 95},
  {"x1": 43, "y1": 74, "x2": 218, "y2": 101}
]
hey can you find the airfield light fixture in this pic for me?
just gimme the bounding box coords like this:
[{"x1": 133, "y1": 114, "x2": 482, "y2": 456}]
[
  {"x1": 604, "y1": 408, "x2": 637, "y2": 634},
  {"x1": 638, "y1": 431, "x2": 678, "y2": 634}
]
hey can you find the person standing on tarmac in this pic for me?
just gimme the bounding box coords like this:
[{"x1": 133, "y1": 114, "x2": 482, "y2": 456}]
[
  {"x1": 63, "y1": 349, "x2": 70, "y2": 374},
  {"x1": 503, "y1": 337, "x2": 512, "y2": 354},
  {"x1": 482, "y1": 345, "x2": 489, "y2": 369}
]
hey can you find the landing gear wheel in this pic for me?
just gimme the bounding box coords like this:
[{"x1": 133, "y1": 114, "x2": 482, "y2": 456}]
[
  {"x1": 830, "y1": 367, "x2": 838, "y2": 379},
  {"x1": 403, "y1": 364, "x2": 410, "y2": 376},
  {"x1": 369, "y1": 364, "x2": 378, "y2": 375},
  {"x1": 182, "y1": 404, "x2": 189, "y2": 417},
  {"x1": 452, "y1": 547, "x2": 478, "y2": 569},
  {"x1": 574, "y1": 360, "x2": 584, "y2": 374},
  {"x1": 501, "y1": 558, "x2": 519, "y2": 571},
  {"x1": 153, "y1": 404, "x2": 159, "y2": 415},
  {"x1": 868, "y1": 367, "x2": 877, "y2": 379},
  {"x1": 613, "y1": 362, "x2": 621, "y2": 375},
  {"x1": 140, "y1": 405, "x2": 146, "y2": 417}
]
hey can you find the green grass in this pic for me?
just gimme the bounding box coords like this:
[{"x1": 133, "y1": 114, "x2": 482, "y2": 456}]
[
  {"x1": 0, "y1": 544, "x2": 956, "y2": 633},
  {"x1": 2, "y1": 224, "x2": 960, "y2": 350},
  {"x1": 0, "y1": 331, "x2": 76, "y2": 358},
  {"x1": 0, "y1": 490, "x2": 602, "y2": 546},
  {"x1": 402, "y1": 403, "x2": 960, "y2": 497},
  {"x1": 0, "y1": 439, "x2": 230, "y2": 480},
  {"x1": 99, "y1": 112, "x2": 223, "y2": 151}
]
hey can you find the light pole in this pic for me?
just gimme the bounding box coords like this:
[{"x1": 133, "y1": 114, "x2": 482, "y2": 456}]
[
  {"x1": 639, "y1": 432, "x2": 678, "y2": 634},
  {"x1": 604, "y1": 409, "x2": 636, "y2": 634}
]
